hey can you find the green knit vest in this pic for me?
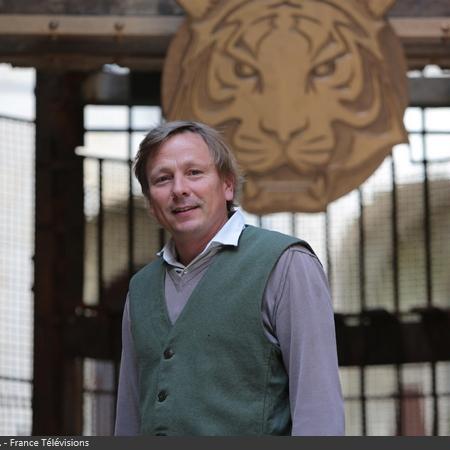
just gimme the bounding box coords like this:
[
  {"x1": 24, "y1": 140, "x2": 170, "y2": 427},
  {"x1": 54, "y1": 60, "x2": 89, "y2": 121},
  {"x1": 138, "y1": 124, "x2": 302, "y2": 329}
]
[{"x1": 129, "y1": 225, "x2": 308, "y2": 436}]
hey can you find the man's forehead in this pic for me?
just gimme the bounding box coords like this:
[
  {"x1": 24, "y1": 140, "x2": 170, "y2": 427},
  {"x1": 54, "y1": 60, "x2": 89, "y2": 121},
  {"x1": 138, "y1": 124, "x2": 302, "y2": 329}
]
[{"x1": 146, "y1": 133, "x2": 214, "y2": 172}]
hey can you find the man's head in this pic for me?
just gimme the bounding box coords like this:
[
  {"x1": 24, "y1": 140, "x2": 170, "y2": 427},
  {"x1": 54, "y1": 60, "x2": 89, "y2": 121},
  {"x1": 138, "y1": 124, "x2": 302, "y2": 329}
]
[
  {"x1": 134, "y1": 121, "x2": 242, "y2": 261},
  {"x1": 134, "y1": 121, "x2": 241, "y2": 212}
]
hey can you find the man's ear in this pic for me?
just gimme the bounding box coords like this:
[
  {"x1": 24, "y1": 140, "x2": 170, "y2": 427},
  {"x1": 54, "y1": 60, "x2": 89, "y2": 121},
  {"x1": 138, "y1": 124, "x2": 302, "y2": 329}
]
[{"x1": 223, "y1": 176, "x2": 235, "y2": 202}]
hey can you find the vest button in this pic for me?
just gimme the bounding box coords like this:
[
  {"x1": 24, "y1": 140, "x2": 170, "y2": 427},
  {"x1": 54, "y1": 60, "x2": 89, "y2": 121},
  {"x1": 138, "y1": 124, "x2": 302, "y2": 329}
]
[
  {"x1": 163, "y1": 348, "x2": 174, "y2": 359},
  {"x1": 157, "y1": 390, "x2": 167, "y2": 402}
]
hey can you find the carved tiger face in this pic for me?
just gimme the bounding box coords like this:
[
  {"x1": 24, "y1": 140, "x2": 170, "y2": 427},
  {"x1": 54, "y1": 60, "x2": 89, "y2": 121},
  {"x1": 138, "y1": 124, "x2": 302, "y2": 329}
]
[{"x1": 163, "y1": 0, "x2": 408, "y2": 213}]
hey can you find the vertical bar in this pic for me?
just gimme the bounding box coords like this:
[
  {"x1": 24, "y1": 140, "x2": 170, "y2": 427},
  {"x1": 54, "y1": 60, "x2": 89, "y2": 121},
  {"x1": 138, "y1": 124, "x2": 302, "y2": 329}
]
[
  {"x1": 97, "y1": 159, "x2": 104, "y2": 306},
  {"x1": 33, "y1": 71, "x2": 85, "y2": 435},
  {"x1": 421, "y1": 111, "x2": 433, "y2": 309},
  {"x1": 391, "y1": 153, "x2": 403, "y2": 435},
  {"x1": 421, "y1": 108, "x2": 438, "y2": 436},
  {"x1": 257, "y1": 215, "x2": 263, "y2": 228},
  {"x1": 358, "y1": 187, "x2": 367, "y2": 436},
  {"x1": 391, "y1": 154, "x2": 400, "y2": 314},
  {"x1": 127, "y1": 107, "x2": 134, "y2": 279},
  {"x1": 358, "y1": 189, "x2": 367, "y2": 313},
  {"x1": 291, "y1": 212, "x2": 297, "y2": 236}
]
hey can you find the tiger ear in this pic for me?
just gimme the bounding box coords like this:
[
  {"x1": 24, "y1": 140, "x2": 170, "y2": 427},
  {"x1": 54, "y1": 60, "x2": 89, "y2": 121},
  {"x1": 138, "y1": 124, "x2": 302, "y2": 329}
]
[
  {"x1": 366, "y1": 0, "x2": 396, "y2": 18},
  {"x1": 176, "y1": 0, "x2": 217, "y2": 19}
]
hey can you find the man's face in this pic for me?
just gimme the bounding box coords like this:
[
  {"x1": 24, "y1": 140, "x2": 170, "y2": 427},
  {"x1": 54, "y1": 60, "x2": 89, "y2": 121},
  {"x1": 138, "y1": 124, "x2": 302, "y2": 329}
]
[{"x1": 146, "y1": 132, "x2": 234, "y2": 249}]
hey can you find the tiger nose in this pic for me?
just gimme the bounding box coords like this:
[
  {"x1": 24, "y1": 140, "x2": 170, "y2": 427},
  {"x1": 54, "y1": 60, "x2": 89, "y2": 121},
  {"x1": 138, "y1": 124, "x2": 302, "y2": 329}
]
[{"x1": 259, "y1": 117, "x2": 309, "y2": 145}]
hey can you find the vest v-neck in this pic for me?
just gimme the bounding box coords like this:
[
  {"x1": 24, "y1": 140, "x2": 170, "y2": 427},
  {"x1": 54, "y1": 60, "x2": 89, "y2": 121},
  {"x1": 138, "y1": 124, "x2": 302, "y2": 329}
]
[
  {"x1": 159, "y1": 247, "x2": 227, "y2": 330},
  {"x1": 165, "y1": 257, "x2": 213, "y2": 324}
]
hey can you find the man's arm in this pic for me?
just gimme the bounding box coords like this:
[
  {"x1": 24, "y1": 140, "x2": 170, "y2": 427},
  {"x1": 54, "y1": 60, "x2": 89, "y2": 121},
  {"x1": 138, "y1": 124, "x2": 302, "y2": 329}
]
[
  {"x1": 114, "y1": 295, "x2": 141, "y2": 436},
  {"x1": 263, "y1": 245, "x2": 345, "y2": 436}
]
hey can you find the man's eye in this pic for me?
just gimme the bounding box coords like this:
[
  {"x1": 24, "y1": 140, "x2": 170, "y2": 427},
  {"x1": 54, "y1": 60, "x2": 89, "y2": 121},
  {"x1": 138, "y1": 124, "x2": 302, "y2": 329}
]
[
  {"x1": 188, "y1": 169, "x2": 202, "y2": 176},
  {"x1": 154, "y1": 175, "x2": 170, "y2": 184}
]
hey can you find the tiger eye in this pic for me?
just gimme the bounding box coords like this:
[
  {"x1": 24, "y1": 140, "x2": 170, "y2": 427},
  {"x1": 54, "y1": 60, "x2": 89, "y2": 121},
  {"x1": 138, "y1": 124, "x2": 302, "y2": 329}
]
[
  {"x1": 312, "y1": 60, "x2": 336, "y2": 78},
  {"x1": 234, "y1": 61, "x2": 258, "y2": 78}
]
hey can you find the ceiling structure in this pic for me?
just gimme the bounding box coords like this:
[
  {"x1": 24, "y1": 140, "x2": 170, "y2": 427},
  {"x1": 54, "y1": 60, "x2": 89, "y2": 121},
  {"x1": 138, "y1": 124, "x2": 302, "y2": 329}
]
[{"x1": 0, "y1": 0, "x2": 449, "y2": 71}]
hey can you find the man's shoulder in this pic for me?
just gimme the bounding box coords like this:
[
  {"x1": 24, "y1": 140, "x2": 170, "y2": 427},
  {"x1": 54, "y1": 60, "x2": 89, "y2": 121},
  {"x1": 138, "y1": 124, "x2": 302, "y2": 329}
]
[
  {"x1": 241, "y1": 225, "x2": 314, "y2": 255},
  {"x1": 276, "y1": 243, "x2": 322, "y2": 273},
  {"x1": 242, "y1": 224, "x2": 297, "y2": 242},
  {"x1": 130, "y1": 257, "x2": 163, "y2": 286}
]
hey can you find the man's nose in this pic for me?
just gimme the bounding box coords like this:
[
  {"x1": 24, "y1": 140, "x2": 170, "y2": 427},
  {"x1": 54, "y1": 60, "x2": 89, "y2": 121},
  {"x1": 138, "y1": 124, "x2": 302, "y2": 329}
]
[{"x1": 171, "y1": 174, "x2": 189, "y2": 197}]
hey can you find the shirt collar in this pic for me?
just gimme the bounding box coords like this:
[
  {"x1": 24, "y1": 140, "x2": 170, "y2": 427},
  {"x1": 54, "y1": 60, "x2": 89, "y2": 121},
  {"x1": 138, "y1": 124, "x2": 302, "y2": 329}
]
[{"x1": 157, "y1": 208, "x2": 246, "y2": 269}]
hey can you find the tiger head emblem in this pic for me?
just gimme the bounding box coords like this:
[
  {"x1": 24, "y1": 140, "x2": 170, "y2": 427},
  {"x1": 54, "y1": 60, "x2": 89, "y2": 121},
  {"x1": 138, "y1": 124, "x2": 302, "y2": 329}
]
[{"x1": 162, "y1": 0, "x2": 409, "y2": 213}]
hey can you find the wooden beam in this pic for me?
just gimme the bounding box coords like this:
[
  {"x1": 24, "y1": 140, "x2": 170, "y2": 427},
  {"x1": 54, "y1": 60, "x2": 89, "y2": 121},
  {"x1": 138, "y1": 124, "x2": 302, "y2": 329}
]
[
  {"x1": 335, "y1": 308, "x2": 450, "y2": 366},
  {"x1": 389, "y1": 0, "x2": 450, "y2": 18},
  {"x1": 0, "y1": 0, "x2": 448, "y2": 17},
  {"x1": 391, "y1": 17, "x2": 450, "y2": 41},
  {"x1": 0, "y1": 14, "x2": 182, "y2": 37},
  {"x1": 61, "y1": 308, "x2": 450, "y2": 366},
  {"x1": 33, "y1": 71, "x2": 86, "y2": 435},
  {"x1": 0, "y1": 0, "x2": 175, "y2": 16},
  {"x1": 81, "y1": 72, "x2": 450, "y2": 110},
  {"x1": 409, "y1": 77, "x2": 450, "y2": 107},
  {"x1": 82, "y1": 71, "x2": 162, "y2": 105},
  {"x1": 0, "y1": 14, "x2": 447, "y2": 41},
  {"x1": 0, "y1": 14, "x2": 449, "y2": 71}
]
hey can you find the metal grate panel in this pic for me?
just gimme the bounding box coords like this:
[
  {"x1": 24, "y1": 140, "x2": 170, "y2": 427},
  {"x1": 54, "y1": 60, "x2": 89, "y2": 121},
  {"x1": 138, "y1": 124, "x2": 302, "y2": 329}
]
[{"x1": 0, "y1": 115, "x2": 34, "y2": 435}]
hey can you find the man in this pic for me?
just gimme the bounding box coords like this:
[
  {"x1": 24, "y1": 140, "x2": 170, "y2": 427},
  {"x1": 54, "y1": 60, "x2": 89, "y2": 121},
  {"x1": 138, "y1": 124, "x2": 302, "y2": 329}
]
[{"x1": 114, "y1": 121, "x2": 344, "y2": 436}]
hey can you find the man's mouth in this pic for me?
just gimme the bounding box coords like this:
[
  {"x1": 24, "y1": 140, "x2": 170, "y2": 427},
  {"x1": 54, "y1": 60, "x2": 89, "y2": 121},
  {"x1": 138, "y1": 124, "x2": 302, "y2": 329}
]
[{"x1": 171, "y1": 205, "x2": 199, "y2": 214}]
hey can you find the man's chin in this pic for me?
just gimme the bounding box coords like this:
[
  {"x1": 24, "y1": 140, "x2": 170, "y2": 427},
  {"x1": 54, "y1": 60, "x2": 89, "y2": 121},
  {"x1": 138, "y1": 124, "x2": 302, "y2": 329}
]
[{"x1": 171, "y1": 221, "x2": 201, "y2": 237}]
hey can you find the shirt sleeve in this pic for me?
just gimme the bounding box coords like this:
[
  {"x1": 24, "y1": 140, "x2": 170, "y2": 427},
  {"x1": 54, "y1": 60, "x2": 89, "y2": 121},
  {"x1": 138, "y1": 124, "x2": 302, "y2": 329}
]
[
  {"x1": 263, "y1": 245, "x2": 345, "y2": 436},
  {"x1": 114, "y1": 295, "x2": 141, "y2": 436}
]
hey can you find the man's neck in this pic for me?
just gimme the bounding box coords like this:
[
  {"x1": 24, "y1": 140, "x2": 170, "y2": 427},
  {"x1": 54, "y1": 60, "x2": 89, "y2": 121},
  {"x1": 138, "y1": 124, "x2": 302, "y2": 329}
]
[
  {"x1": 173, "y1": 217, "x2": 230, "y2": 266},
  {"x1": 174, "y1": 240, "x2": 209, "y2": 266}
]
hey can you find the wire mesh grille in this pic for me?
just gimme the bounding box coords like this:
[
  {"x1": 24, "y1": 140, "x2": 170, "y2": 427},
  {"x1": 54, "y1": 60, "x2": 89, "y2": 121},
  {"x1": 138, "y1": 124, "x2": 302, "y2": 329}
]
[{"x1": 0, "y1": 115, "x2": 34, "y2": 435}]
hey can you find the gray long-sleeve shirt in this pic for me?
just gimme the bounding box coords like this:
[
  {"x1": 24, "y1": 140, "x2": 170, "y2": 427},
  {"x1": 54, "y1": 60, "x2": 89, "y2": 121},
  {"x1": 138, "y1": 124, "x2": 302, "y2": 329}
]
[{"x1": 115, "y1": 211, "x2": 345, "y2": 436}]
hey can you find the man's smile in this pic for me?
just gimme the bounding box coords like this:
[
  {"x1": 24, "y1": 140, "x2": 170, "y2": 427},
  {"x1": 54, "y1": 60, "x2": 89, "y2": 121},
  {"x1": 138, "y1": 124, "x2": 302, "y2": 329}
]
[{"x1": 171, "y1": 205, "x2": 200, "y2": 215}]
